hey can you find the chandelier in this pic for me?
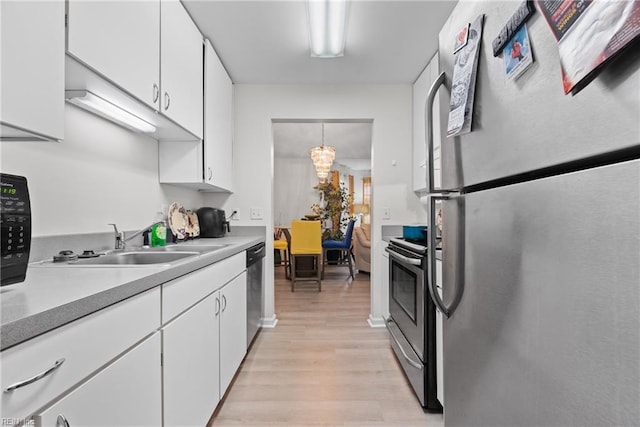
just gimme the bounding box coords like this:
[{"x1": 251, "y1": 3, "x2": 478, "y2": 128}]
[{"x1": 309, "y1": 123, "x2": 336, "y2": 181}]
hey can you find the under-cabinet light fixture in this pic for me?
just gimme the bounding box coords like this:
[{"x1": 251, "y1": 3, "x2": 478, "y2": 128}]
[
  {"x1": 308, "y1": 0, "x2": 349, "y2": 57},
  {"x1": 65, "y1": 90, "x2": 156, "y2": 133}
]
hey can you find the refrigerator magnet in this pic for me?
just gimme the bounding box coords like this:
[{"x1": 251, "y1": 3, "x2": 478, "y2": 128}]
[
  {"x1": 503, "y1": 24, "x2": 534, "y2": 81},
  {"x1": 453, "y1": 23, "x2": 470, "y2": 54}
]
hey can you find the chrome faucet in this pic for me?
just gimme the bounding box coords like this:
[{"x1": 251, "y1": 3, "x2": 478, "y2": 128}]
[{"x1": 108, "y1": 222, "x2": 164, "y2": 250}]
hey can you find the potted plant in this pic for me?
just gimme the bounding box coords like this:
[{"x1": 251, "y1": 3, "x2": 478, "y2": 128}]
[{"x1": 312, "y1": 181, "x2": 351, "y2": 241}]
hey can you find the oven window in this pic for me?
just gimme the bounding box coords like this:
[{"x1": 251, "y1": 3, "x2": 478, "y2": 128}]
[{"x1": 391, "y1": 261, "x2": 418, "y2": 324}]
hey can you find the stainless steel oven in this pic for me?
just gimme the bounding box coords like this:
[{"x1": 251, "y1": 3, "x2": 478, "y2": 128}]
[{"x1": 385, "y1": 238, "x2": 441, "y2": 412}]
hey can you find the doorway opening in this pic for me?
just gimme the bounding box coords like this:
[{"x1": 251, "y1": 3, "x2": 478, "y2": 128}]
[{"x1": 271, "y1": 119, "x2": 373, "y2": 305}]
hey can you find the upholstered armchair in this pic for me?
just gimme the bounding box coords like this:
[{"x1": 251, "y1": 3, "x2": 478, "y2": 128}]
[{"x1": 353, "y1": 224, "x2": 371, "y2": 273}]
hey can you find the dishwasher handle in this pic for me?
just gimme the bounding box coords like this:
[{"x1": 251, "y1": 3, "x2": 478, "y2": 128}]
[{"x1": 246, "y1": 242, "x2": 266, "y2": 267}]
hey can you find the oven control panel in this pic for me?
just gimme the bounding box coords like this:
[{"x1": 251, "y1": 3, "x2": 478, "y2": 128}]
[{"x1": 1, "y1": 174, "x2": 31, "y2": 286}]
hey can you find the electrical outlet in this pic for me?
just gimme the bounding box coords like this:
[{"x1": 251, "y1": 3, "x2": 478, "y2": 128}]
[
  {"x1": 383, "y1": 207, "x2": 391, "y2": 220},
  {"x1": 250, "y1": 207, "x2": 263, "y2": 220},
  {"x1": 230, "y1": 209, "x2": 239, "y2": 221}
]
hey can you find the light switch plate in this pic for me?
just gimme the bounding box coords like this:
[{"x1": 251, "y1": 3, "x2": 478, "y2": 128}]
[
  {"x1": 383, "y1": 207, "x2": 391, "y2": 220},
  {"x1": 250, "y1": 207, "x2": 263, "y2": 220}
]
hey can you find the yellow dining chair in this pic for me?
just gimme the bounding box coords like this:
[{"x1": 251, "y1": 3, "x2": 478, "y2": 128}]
[{"x1": 289, "y1": 220, "x2": 323, "y2": 291}]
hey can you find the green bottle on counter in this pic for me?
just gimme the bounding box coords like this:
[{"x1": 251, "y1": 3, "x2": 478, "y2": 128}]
[{"x1": 151, "y1": 222, "x2": 167, "y2": 247}]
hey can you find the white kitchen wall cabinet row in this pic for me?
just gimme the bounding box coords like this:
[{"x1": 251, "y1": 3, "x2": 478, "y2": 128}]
[
  {"x1": 159, "y1": 39, "x2": 234, "y2": 192},
  {"x1": 0, "y1": 253, "x2": 247, "y2": 426},
  {"x1": 412, "y1": 53, "x2": 442, "y2": 193},
  {"x1": 66, "y1": 0, "x2": 203, "y2": 141},
  {"x1": 0, "y1": 1, "x2": 65, "y2": 142}
]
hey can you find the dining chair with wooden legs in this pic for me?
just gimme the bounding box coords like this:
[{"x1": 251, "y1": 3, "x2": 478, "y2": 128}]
[{"x1": 289, "y1": 220, "x2": 323, "y2": 291}]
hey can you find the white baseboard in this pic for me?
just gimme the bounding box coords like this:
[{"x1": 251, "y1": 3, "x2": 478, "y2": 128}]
[
  {"x1": 367, "y1": 314, "x2": 386, "y2": 328},
  {"x1": 261, "y1": 314, "x2": 278, "y2": 328}
]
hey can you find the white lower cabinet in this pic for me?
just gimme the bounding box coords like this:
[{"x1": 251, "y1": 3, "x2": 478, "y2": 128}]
[
  {"x1": 380, "y1": 241, "x2": 390, "y2": 319},
  {"x1": 219, "y1": 272, "x2": 247, "y2": 393},
  {"x1": 162, "y1": 262, "x2": 247, "y2": 427},
  {"x1": 163, "y1": 292, "x2": 220, "y2": 427},
  {"x1": 34, "y1": 333, "x2": 162, "y2": 427},
  {"x1": 435, "y1": 258, "x2": 444, "y2": 407},
  {"x1": 1, "y1": 252, "x2": 251, "y2": 426}
]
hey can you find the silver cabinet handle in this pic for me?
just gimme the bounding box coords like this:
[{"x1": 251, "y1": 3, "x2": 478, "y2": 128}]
[
  {"x1": 57, "y1": 414, "x2": 70, "y2": 427},
  {"x1": 384, "y1": 247, "x2": 422, "y2": 266},
  {"x1": 426, "y1": 71, "x2": 446, "y2": 194},
  {"x1": 386, "y1": 318, "x2": 423, "y2": 370},
  {"x1": 153, "y1": 84, "x2": 159, "y2": 104},
  {"x1": 208, "y1": 167, "x2": 213, "y2": 181},
  {"x1": 164, "y1": 92, "x2": 171, "y2": 111},
  {"x1": 221, "y1": 295, "x2": 227, "y2": 312},
  {"x1": 4, "y1": 358, "x2": 66, "y2": 392},
  {"x1": 215, "y1": 296, "x2": 220, "y2": 316}
]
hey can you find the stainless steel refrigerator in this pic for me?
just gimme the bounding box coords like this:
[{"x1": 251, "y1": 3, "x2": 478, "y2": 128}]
[{"x1": 423, "y1": 1, "x2": 640, "y2": 426}]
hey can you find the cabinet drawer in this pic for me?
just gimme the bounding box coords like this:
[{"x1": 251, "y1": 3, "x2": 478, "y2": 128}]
[
  {"x1": 162, "y1": 252, "x2": 245, "y2": 323},
  {"x1": 0, "y1": 288, "x2": 160, "y2": 421},
  {"x1": 34, "y1": 333, "x2": 162, "y2": 427}
]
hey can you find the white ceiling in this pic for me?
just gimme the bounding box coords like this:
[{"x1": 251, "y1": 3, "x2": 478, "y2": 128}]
[{"x1": 181, "y1": 0, "x2": 458, "y2": 168}]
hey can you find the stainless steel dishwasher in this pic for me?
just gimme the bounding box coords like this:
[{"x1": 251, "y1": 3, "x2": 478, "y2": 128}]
[{"x1": 246, "y1": 242, "x2": 265, "y2": 348}]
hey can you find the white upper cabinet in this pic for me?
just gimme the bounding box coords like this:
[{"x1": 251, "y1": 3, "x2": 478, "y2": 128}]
[
  {"x1": 0, "y1": 0, "x2": 64, "y2": 141},
  {"x1": 160, "y1": 0, "x2": 204, "y2": 139},
  {"x1": 412, "y1": 62, "x2": 431, "y2": 193},
  {"x1": 204, "y1": 39, "x2": 234, "y2": 192},
  {"x1": 412, "y1": 53, "x2": 441, "y2": 193},
  {"x1": 67, "y1": 1, "x2": 160, "y2": 110},
  {"x1": 66, "y1": 0, "x2": 203, "y2": 140},
  {"x1": 158, "y1": 39, "x2": 233, "y2": 192}
]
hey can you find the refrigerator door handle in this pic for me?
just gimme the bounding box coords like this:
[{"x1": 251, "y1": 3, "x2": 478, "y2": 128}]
[
  {"x1": 428, "y1": 194, "x2": 465, "y2": 319},
  {"x1": 426, "y1": 71, "x2": 447, "y2": 194}
]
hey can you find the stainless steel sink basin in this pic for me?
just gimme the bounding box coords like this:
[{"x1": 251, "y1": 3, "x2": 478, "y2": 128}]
[
  {"x1": 71, "y1": 251, "x2": 199, "y2": 265},
  {"x1": 30, "y1": 244, "x2": 228, "y2": 268},
  {"x1": 139, "y1": 244, "x2": 227, "y2": 253}
]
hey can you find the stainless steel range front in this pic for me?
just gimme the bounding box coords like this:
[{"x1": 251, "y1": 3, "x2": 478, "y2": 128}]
[{"x1": 385, "y1": 237, "x2": 441, "y2": 412}]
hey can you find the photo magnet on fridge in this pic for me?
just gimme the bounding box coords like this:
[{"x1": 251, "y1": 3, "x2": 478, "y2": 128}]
[{"x1": 504, "y1": 24, "x2": 534, "y2": 80}]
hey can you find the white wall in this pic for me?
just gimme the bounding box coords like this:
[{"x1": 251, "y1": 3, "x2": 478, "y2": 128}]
[
  {"x1": 203, "y1": 84, "x2": 425, "y2": 326},
  {"x1": 273, "y1": 157, "x2": 321, "y2": 226},
  {"x1": 0, "y1": 105, "x2": 203, "y2": 236}
]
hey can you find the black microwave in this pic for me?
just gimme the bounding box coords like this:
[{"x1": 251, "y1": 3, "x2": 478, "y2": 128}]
[{"x1": 1, "y1": 173, "x2": 31, "y2": 286}]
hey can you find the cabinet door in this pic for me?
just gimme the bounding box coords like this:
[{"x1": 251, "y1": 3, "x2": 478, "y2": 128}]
[
  {"x1": 204, "y1": 40, "x2": 234, "y2": 192},
  {"x1": 220, "y1": 272, "x2": 247, "y2": 393},
  {"x1": 0, "y1": 0, "x2": 64, "y2": 141},
  {"x1": 35, "y1": 333, "x2": 162, "y2": 427},
  {"x1": 160, "y1": 0, "x2": 203, "y2": 139},
  {"x1": 380, "y1": 242, "x2": 390, "y2": 319},
  {"x1": 412, "y1": 61, "x2": 431, "y2": 192},
  {"x1": 67, "y1": 0, "x2": 160, "y2": 110},
  {"x1": 163, "y1": 292, "x2": 220, "y2": 427}
]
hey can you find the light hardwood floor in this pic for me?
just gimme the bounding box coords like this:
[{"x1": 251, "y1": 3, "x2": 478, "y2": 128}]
[{"x1": 209, "y1": 264, "x2": 444, "y2": 426}]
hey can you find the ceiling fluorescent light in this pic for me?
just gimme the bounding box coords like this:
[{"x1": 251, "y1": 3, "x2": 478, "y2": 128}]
[
  {"x1": 65, "y1": 90, "x2": 156, "y2": 133},
  {"x1": 308, "y1": 0, "x2": 348, "y2": 57}
]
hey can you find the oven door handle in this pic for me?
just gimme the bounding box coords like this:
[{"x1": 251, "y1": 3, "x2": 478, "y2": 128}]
[
  {"x1": 384, "y1": 247, "x2": 422, "y2": 266},
  {"x1": 385, "y1": 318, "x2": 423, "y2": 370}
]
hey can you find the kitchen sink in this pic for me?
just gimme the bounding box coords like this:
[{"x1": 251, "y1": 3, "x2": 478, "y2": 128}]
[
  {"x1": 138, "y1": 244, "x2": 227, "y2": 253},
  {"x1": 71, "y1": 251, "x2": 200, "y2": 265},
  {"x1": 30, "y1": 244, "x2": 228, "y2": 268}
]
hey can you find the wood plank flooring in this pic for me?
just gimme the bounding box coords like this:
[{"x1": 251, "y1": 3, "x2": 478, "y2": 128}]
[{"x1": 209, "y1": 264, "x2": 443, "y2": 426}]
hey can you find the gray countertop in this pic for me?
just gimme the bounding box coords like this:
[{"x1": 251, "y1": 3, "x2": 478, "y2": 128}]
[{"x1": 0, "y1": 236, "x2": 263, "y2": 351}]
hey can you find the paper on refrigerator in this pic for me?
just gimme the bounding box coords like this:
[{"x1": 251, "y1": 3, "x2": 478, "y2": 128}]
[{"x1": 447, "y1": 14, "x2": 485, "y2": 137}]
